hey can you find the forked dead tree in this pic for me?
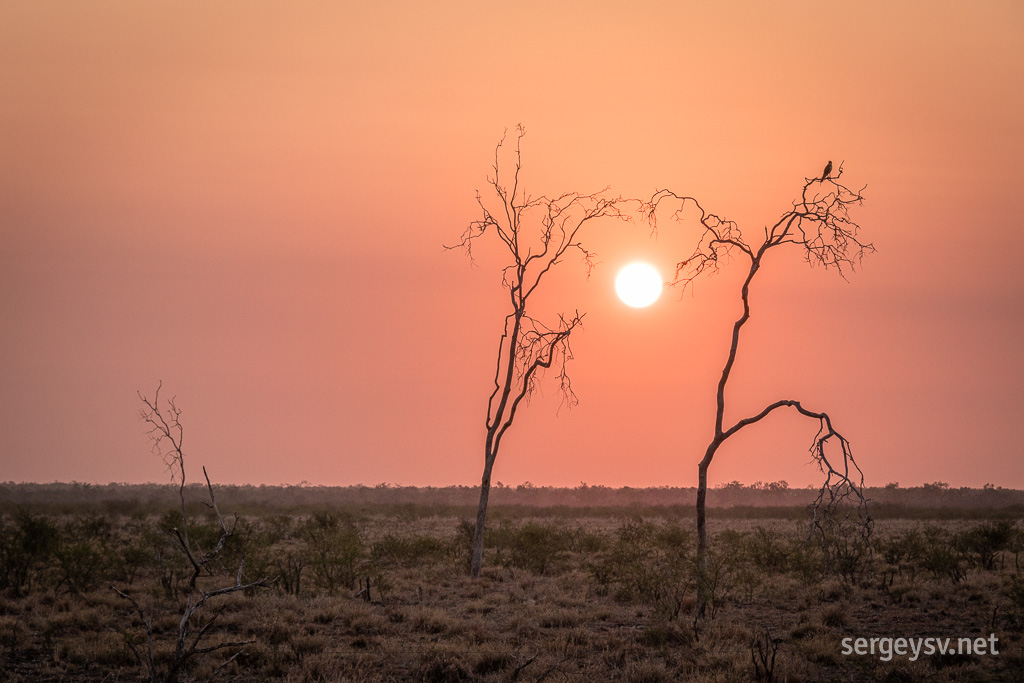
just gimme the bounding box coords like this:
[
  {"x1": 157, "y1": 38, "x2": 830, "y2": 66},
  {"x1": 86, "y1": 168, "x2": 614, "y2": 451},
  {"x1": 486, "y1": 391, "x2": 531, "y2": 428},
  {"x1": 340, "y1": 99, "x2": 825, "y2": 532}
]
[
  {"x1": 113, "y1": 382, "x2": 269, "y2": 683},
  {"x1": 448, "y1": 126, "x2": 628, "y2": 577},
  {"x1": 645, "y1": 162, "x2": 874, "y2": 616}
]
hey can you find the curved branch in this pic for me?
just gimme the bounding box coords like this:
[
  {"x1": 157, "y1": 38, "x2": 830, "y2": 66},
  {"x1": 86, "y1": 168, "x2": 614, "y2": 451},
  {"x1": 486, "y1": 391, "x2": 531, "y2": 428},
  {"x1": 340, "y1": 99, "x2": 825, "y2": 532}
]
[{"x1": 721, "y1": 398, "x2": 868, "y2": 522}]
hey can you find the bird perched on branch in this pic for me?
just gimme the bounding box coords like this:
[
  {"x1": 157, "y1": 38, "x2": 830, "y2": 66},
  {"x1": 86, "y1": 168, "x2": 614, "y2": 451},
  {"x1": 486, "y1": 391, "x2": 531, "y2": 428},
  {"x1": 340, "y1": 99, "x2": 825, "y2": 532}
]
[{"x1": 821, "y1": 160, "x2": 833, "y2": 181}]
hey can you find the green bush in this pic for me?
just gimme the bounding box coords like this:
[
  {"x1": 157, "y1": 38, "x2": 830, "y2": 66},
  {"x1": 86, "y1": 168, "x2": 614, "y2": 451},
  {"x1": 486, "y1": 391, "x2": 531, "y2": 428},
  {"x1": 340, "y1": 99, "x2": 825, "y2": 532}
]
[
  {"x1": 589, "y1": 518, "x2": 693, "y2": 619},
  {"x1": 372, "y1": 533, "x2": 449, "y2": 567},
  {"x1": 744, "y1": 526, "x2": 789, "y2": 572},
  {"x1": 452, "y1": 519, "x2": 475, "y2": 573},
  {"x1": 0, "y1": 510, "x2": 59, "y2": 595},
  {"x1": 878, "y1": 527, "x2": 925, "y2": 581},
  {"x1": 1005, "y1": 576, "x2": 1024, "y2": 631},
  {"x1": 919, "y1": 525, "x2": 966, "y2": 583},
  {"x1": 299, "y1": 511, "x2": 364, "y2": 595},
  {"x1": 115, "y1": 526, "x2": 155, "y2": 586},
  {"x1": 955, "y1": 521, "x2": 1016, "y2": 571},
  {"x1": 566, "y1": 524, "x2": 607, "y2": 553},
  {"x1": 53, "y1": 514, "x2": 122, "y2": 595},
  {"x1": 512, "y1": 521, "x2": 570, "y2": 574},
  {"x1": 814, "y1": 510, "x2": 874, "y2": 584},
  {"x1": 271, "y1": 546, "x2": 305, "y2": 596}
]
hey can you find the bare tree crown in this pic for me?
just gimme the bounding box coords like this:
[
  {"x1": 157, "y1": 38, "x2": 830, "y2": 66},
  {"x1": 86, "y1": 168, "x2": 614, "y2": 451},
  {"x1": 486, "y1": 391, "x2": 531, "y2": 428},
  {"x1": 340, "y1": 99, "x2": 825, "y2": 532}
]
[
  {"x1": 647, "y1": 163, "x2": 873, "y2": 290},
  {"x1": 447, "y1": 126, "x2": 630, "y2": 426}
]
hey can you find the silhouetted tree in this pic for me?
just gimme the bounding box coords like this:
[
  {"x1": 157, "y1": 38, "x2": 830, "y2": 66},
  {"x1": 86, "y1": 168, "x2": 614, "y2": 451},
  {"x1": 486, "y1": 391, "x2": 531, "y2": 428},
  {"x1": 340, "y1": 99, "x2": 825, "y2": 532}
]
[
  {"x1": 448, "y1": 126, "x2": 628, "y2": 577},
  {"x1": 646, "y1": 162, "x2": 874, "y2": 616},
  {"x1": 113, "y1": 382, "x2": 269, "y2": 682}
]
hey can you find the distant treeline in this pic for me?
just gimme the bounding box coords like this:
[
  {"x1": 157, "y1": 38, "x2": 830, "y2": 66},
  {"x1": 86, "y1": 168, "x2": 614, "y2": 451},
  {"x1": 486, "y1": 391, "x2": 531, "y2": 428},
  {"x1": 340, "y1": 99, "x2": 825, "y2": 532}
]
[{"x1": 1, "y1": 481, "x2": 1022, "y2": 518}]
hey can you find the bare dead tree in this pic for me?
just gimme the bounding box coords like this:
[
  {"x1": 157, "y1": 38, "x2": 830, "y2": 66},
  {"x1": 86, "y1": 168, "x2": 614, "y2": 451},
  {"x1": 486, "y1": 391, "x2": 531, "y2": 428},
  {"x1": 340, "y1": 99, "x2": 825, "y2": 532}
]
[
  {"x1": 448, "y1": 126, "x2": 629, "y2": 577},
  {"x1": 113, "y1": 382, "x2": 269, "y2": 683},
  {"x1": 645, "y1": 162, "x2": 874, "y2": 617}
]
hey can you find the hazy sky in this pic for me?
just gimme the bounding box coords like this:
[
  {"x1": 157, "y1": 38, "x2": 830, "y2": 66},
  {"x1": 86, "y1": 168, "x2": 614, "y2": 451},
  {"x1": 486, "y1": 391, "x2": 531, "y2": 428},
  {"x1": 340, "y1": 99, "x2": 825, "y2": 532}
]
[{"x1": 2, "y1": 1, "x2": 1022, "y2": 488}]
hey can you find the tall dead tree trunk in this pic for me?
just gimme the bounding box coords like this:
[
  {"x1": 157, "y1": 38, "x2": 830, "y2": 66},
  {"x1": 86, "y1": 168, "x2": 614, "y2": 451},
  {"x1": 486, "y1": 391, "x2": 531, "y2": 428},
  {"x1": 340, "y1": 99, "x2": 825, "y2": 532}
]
[
  {"x1": 646, "y1": 162, "x2": 874, "y2": 617},
  {"x1": 449, "y1": 126, "x2": 628, "y2": 577}
]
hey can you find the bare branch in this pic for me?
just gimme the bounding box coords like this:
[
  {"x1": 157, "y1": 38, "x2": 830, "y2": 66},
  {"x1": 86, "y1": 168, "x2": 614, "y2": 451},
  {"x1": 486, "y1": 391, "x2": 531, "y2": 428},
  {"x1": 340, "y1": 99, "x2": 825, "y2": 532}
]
[
  {"x1": 112, "y1": 585, "x2": 155, "y2": 680},
  {"x1": 777, "y1": 169, "x2": 873, "y2": 279},
  {"x1": 492, "y1": 311, "x2": 585, "y2": 458},
  {"x1": 193, "y1": 638, "x2": 258, "y2": 658},
  {"x1": 209, "y1": 650, "x2": 249, "y2": 680},
  {"x1": 644, "y1": 190, "x2": 751, "y2": 293},
  {"x1": 138, "y1": 381, "x2": 193, "y2": 556},
  {"x1": 721, "y1": 399, "x2": 869, "y2": 523}
]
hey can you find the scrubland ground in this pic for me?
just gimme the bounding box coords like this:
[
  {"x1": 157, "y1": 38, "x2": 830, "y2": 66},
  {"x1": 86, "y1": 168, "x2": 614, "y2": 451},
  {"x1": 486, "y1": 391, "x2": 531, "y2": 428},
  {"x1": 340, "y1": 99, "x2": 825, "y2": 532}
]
[{"x1": 2, "y1": 499, "x2": 1023, "y2": 682}]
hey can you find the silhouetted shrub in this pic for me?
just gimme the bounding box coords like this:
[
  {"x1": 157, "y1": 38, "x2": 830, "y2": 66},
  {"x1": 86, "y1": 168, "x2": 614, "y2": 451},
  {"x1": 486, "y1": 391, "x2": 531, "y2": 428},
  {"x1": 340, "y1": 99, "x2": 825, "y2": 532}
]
[
  {"x1": 1005, "y1": 576, "x2": 1024, "y2": 631},
  {"x1": 745, "y1": 526, "x2": 789, "y2": 572},
  {"x1": 566, "y1": 523, "x2": 607, "y2": 553},
  {"x1": 919, "y1": 526, "x2": 966, "y2": 583},
  {"x1": 814, "y1": 508, "x2": 873, "y2": 584},
  {"x1": 372, "y1": 533, "x2": 449, "y2": 567},
  {"x1": 0, "y1": 509, "x2": 59, "y2": 595},
  {"x1": 956, "y1": 521, "x2": 1016, "y2": 571},
  {"x1": 299, "y1": 511, "x2": 364, "y2": 595},
  {"x1": 589, "y1": 518, "x2": 694, "y2": 619},
  {"x1": 493, "y1": 521, "x2": 571, "y2": 575},
  {"x1": 53, "y1": 537, "x2": 108, "y2": 595}
]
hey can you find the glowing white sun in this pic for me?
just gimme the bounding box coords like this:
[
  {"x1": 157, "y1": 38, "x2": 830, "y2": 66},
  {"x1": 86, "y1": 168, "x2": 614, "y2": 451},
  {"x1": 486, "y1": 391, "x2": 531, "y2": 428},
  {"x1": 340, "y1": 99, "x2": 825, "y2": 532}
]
[{"x1": 615, "y1": 262, "x2": 662, "y2": 308}]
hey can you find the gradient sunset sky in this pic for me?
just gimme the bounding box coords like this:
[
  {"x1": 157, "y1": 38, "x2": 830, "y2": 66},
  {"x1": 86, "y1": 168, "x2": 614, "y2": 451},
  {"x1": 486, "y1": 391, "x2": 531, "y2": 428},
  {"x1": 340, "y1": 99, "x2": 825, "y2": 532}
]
[{"x1": 2, "y1": 1, "x2": 1022, "y2": 489}]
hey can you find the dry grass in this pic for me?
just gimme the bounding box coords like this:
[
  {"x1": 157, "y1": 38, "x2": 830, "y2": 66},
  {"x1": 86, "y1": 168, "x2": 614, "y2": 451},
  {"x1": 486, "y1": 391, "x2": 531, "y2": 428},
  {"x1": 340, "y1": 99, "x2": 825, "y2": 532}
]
[{"x1": 0, "y1": 505, "x2": 1022, "y2": 681}]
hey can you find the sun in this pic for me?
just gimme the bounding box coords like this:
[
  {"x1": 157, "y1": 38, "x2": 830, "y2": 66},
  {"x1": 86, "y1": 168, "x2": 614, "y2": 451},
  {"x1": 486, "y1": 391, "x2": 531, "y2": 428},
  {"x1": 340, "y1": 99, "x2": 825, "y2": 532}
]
[{"x1": 615, "y1": 262, "x2": 663, "y2": 308}]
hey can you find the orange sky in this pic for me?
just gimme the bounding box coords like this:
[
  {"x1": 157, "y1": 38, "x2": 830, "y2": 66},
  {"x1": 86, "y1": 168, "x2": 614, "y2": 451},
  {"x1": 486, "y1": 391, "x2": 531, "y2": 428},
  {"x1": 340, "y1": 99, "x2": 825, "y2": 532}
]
[{"x1": 2, "y1": 1, "x2": 1022, "y2": 489}]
